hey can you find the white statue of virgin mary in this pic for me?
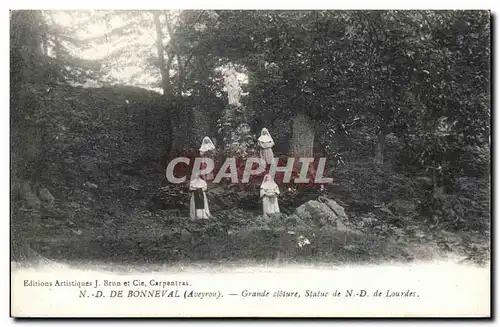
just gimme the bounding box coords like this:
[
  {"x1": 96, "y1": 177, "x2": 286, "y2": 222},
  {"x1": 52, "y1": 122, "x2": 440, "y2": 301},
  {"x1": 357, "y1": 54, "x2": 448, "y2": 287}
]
[{"x1": 224, "y1": 69, "x2": 242, "y2": 107}]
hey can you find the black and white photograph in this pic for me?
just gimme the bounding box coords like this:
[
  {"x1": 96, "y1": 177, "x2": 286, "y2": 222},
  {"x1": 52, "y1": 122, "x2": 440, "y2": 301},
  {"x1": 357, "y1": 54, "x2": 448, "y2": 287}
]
[{"x1": 9, "y1": 8, "x2": 491, "y2": 318}]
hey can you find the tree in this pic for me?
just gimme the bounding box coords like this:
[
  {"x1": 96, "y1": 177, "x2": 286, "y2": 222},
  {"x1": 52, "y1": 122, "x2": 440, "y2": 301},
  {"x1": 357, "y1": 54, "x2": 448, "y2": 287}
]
[
  {"x1": 10, "y1": 10, "x2": 111, "y2": 261},
  {"x1": 408, "y1": 11, "x2": 490, "y2": 189},
  {"x1": 10, "y1": 10, "x2": 50, "y2": 261}
]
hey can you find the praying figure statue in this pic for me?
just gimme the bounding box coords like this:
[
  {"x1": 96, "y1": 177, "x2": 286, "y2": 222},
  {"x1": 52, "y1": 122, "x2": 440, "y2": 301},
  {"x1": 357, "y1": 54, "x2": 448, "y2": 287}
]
[
  {"x1": 258, "y1": 128, "x2": 275, "y2": 165},
  {"x1": 189, "y1": 173, "x2": 211, "y2": 220},
  {"x1": 224, "y1": 69, "x2": 242, "y2": 107},
  {"x1": 199, "y1": 136, "x2": 216, "y2": 181},
  {"x1": 260, "y1": 174, "x2": 280, "y2": 217}
]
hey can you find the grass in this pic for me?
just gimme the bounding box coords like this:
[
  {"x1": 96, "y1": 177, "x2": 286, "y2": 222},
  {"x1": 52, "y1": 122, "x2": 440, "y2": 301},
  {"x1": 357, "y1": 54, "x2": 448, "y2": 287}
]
[{"x1": 19, "y1": 210, "x2": 489, "y2": 269}]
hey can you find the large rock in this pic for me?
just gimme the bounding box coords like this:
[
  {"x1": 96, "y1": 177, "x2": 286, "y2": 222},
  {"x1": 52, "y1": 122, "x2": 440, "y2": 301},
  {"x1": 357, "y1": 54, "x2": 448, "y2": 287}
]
[
  {"x1": 388, "y1": 199, "x2": 417, "y2": 216},
  {"x1": 20, "y1": 182, "x2": 41, "y2": 210},
  {"x1": 38, "y1": 186, "x2": 55, "y2": 204},
  {"x1": 295, "y1": 196, "x2": 361, "y2": 234}
]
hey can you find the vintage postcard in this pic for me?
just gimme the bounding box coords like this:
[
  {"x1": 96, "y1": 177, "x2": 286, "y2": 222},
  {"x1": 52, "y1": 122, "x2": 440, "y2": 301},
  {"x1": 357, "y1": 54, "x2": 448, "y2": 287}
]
[{"x1": 10, "y1": 9, "x2": 491, "y2": 318}]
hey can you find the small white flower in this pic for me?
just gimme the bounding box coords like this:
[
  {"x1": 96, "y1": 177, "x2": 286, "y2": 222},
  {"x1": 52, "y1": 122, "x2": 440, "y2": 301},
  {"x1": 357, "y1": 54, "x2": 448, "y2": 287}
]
[{"x1": 297, "y1": 236, "x2": 311, "y2": 248}]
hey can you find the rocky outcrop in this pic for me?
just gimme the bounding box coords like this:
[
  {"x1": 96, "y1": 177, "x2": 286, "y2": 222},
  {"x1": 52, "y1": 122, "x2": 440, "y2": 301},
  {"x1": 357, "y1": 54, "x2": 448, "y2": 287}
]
[
  {"x1": 20, "y1": 182, "x2": 41, "y2": 210},
  {"x1": 295, "y1": 196, "x2": 362, "y2": 234},
  {"x1": 38, "y1": 186, "x2": 55, "y2": 204}
]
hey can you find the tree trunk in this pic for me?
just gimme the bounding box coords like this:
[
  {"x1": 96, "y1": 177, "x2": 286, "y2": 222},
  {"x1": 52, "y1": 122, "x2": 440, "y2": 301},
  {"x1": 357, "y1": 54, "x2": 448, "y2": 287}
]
[
  {"x1": 375, "y1": 130, "x2": 385, "y2": 165},
  {"x1": 153, "y1": 11, "x2": 174, "y2": 154},
  {"x1": 47, "y1": 13, "x2": 61, "y2": 59},
  {"x1": 10, "y1": 11, "x2": 48, "y2": 263},
  {"x1": 164, "y1": 11, "x2": 185, "y2": 96},
  {"x1": 10, "y1": 183, "x2": 47, "y2": 263},
  {"x1": 290, "y1": 113, "x2": 314, "y2": 157},
  {"x1": 53, "y1": 35, "x2": 61, "y2": 58},
  {"x1": 11, "y1": 209, "x2": 32, "y2": 262},
  {"x1": 153, "y1": 11, "x2": 172, "y2": 99},
  {"x1": 41, "y1": 33, "x2": 48, "y2": 56}
]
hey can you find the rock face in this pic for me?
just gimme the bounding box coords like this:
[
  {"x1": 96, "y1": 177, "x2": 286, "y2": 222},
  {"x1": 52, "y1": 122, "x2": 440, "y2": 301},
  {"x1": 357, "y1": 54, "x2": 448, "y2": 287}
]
[
  {"x1": 20, "y1": 182, "x2": 41, "y2": 210},
  {"x1": 38, "y1": 186, "x2": 55, "y2": 204},
  {"x1": 388, "y1": 199, "x2": 417, "y2": 216},
  {"x1": 295, "y1": 196, "x2": 361, "y2": 234}
]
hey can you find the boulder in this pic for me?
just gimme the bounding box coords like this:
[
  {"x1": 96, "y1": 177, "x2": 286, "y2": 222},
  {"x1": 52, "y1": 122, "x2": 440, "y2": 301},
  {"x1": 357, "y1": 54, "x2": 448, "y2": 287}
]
[
  {"x1": 295, "y1": 196, "x2": 361, "y2": 234},
  {"x1": 20, "y1": 182, "x2": 41, "y2": 210},
  {"x1": 38, "y1": 186, "x2": 55, "y2": 204},
  {"x1": 388, "y1": 199, "x2": 417, "y2": 216}
]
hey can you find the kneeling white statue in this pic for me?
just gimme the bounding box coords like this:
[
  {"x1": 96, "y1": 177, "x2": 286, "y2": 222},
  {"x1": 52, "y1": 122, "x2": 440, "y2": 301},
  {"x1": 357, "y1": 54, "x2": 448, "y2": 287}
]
[{"x1": 260, "y1": 174, "x2": 280, "y2": 217}]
